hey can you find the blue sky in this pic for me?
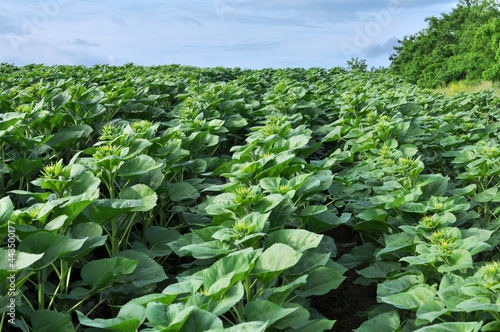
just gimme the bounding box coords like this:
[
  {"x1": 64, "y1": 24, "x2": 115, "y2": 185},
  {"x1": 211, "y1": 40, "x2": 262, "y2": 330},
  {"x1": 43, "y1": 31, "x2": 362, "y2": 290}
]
[{"x1": 0, "y1": 0, "x2": 458, "y2": 69}]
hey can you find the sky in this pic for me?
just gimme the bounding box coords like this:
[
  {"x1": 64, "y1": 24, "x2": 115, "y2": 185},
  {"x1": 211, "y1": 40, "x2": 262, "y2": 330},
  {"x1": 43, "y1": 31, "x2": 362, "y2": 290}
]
[{"x1": 0, "y1": 0, "x2": 459, "y2": 69}]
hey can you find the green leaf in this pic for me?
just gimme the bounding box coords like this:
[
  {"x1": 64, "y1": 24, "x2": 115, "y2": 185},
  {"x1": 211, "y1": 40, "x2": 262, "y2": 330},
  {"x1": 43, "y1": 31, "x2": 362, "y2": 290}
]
[
  {"x1": 357, "y1": 262, "x2": 401, "y2": 279},
  {"x1": 264, "y1": 229, "x2": 323, "y2": 252},
  {"x1": 381, "y1": 285, "x2": 435, "y2": 310},
  {"x1": 438, "y1": 249, "x2": 473, "y2": 273},
  {"x1": 289, "y1": 319, "x2": 335, "y2": 332},
  {"x1": 168, "y1": 182, "x2": 200, "y2": 201},
  {"x1": 118, "y1": 155, "x2": 162, "y2": 178},
  {"x1": 18, "y1": 233, "x2": 87, "y2": 270},
  {"x1": 113, "y1": 250, "x2": 167, "y2": 289},
  {"x1": 179, "y1": 307, "x2": 223, "y2": 332},
  {"x1": 145, "y1": 302, "x2": 194, "y2": 331},
  {"x1": 77, "y1": 303, "x2": 146, "y2": 332},
  {"x1": 274, "y1": 303, "x2": 310, "y2": 330},
  {"x1": 449, "y1": 184, "x2": 476, "y2": 196},
  {"x1": 416, "y1": 300, "x2": 448, "y2": 323},
  {"x1": 206, "y1": 322, "x2": 268, "y2": 332},
  {"x1": 9, "y1": 158, "x2": 44, "y2": 184},
  {"x1": 263, "y1": 275, "x2": 308, "y2": 305},
  {"x1": 254, "y1": 194, "x2": 284, "y2": 213},
  {"x1": 300, "y1": 205, "x2": 327, "y2": 217},
  {"x1": 354, "y1": 311, "x2": 400, "y2": 332},
  {"x1": 377, "y1": 273, "x2": 424, "y2": 297},
  {"x1": 472, "y1": 187, "x2": 498, "y2": 203},
  {"x1": 337, "y1": 243, "x2": 376, "y2": 269},
  {"x1": 180, "y1": 240, "x2": 233, "y2": 259},
  {"x1": 357, "y1": 209, "x2": 387, "y2": 221},
  {"x1": 298, "y1": 266, "x2": 345, "y2": 296},
  {"x1": 203, "y1": 251, "x2": 253, "y2": 297},
  {"x1": 244, "y1": 300, "x2": 297, "y2": 325},
  {"x1": 51, "y1": 90, "x2": 72, "y2": 109},
  {"x1": 31, "y1": 310, "x2": 75, "y2": 332},
  {"x1": 211, "y1": 283, "x2": 244, "y2": 315},
  {"x1": 0, "y1": 249, "x2": 44, "y2": 283},
  {"x1": 0, "y1": 196, "x2": 14, "y2": 227},
  {"x1": 119, "y1": 184, "x2": 158, "y2": 212},
  {"x1": 252, "y1": 244, "x2": 302, "y2": 284},
  {"x1": 81, "y1": 257, "x2": 138, "y2": 294},
  {"x1": 46, "y1": 124, "x2": 93, "y2": 150},
  {"x1": 413, "y1": 322, "x2": 482, "y2": 332}
]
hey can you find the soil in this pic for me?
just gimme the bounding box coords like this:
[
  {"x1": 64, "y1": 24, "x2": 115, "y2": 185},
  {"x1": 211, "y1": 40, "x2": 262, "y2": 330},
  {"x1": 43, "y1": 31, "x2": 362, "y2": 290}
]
[{"x1": 310, "y1": 225, "x2": 379, "y2": 332}]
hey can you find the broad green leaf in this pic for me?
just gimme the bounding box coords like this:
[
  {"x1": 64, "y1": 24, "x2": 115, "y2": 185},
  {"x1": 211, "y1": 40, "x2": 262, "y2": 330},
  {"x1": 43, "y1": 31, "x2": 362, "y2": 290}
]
[
  {"x1": 254, "y1": 194, "x2": 284, "y2": 213},
  {"x1": 113, "y1": 250, "x2": 167, "y2": 289},
  {"x1": 0, "y1": 249, "x2": 44, "y2": 283},
  {"x1": 119, "y1": 184, "x2": 158, "y2": 211},
  {"x1": 274, "y1": 303, "x2": 310, "y2": 330},
  {"x1": 381, "y1": 285, "x2": 436, "y2": 309},
  {"x1": 473, "y1": 187, "x2": 498, "y2": 203},
  {"x1": 9, "y1": 158, "x2": 44, "y2": 184},
  {"x1": 86, "y1": 199, "x2": 142, "y2": 224},
  {"x1": 18, "y1": 233, "x2": 86, "y2": 270},
  {"x1": 118, "y1": 155, "x2": 162, "y2": 178},
  {"x1": 413, "y1": 322, "x2": 482, "y2": 332},
  {"x1": 300, "y1": 205, "x2": 327, "y2": 217},
  {"x1": 437, "y1": 249, "x2": 473, "y2": 272},
  {"x1": 46, "y1": 124, "x2": 93, "y2": 150},
  {"x1": 377, "y1": 273, "x2": 424, "y2": 297},
  {"x1": 179, "y1": 307, "x2": 223, "y2": 332},
  {"x1": 449, "y1": 184, "x2": 476, "y2": 196},
  {"x1": 51, "y1": 90, "x2": 72, "y2": 109},
  {"x1": 244, "y1": 300, "x2": 297, "y2": 325},
  {"x1": 298, "y1": 266, "x2": 345, "y2": 296},
  {"x1": 264, "y1": 229, "x2": 323, "y2": 252},
  {"x1": 163, "y1": 278, "x2": 203, "y2": 296},
  {"x1": 81, "y1": 257, "x2": 138, "y2": 294},
  {"x1": 0, "y1": 196, "x2": 14, "y2": 227},
  {"x1": 180, "y1": 239, "x2": 233, "y2": 259},
  {"x1": 456, "y1": 298, "x2": 500, "y2": 312},
  {"x1": 263, "y1": 275, "x2": 308, "y2": 305},
  {"x1": 337, "y1": 243, "x2": 376, "y2": 268},
  {"x1": 168, "y1": 182, "x2": 200, "y2": 201},
  {"x1": 31, "y1": 310, "x2": 75, "y2": 332},
  {"x1": 354, "y1": 311, "x2": 400, "y2": 332},
  {"x1": 77, "y1": 303, "x2": 146, "y2": 332},
  {"x1": 416, "y1": 300, "x2": 448, "y2": 323},
  {"x1": 203, "y1": 251, "x2": 253, "y2": 297},
  {"x1": 127, "y1": 293, "x2": 177, "y2": 306},
  {"x1": 211, "y1": 283, "x2": 244, "y2": 315},
  {"x1": 252, "y1": 244, "x2": 302, "y2": 284},
  {"x1": 206, "y1": 322, "x2": 268, "y2": 332},
  {"x1": 377, "y1": 233, "x2": 416, "y2": 258},
  {"x1": 357, "y1": 262, "x2": 401, "y2": 280},
  {"x1": 289, "y1": 318, "x2": 335, "y2": 332},
  {"x1": 145, "y1": 302, "x2": 194, "y2": 331}
]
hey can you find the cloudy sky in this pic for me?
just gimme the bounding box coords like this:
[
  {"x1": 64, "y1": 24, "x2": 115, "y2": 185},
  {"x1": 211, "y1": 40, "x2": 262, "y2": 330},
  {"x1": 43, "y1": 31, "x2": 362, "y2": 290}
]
[{"x1": 0, "y1": 0, "x2": 458, "y2": 69}]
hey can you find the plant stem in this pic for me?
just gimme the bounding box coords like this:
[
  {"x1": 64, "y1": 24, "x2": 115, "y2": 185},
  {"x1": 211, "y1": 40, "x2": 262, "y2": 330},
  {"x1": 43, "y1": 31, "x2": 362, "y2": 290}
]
[{"x1": 38, "y1": 270, "x2": 45, "y2": 310}]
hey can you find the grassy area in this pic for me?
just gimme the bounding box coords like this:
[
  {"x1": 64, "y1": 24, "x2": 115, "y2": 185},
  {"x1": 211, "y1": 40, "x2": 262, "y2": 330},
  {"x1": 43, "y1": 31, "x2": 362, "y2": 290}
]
[{"x1": 435, "y1": 80, "x2": 500, "y2": 96}]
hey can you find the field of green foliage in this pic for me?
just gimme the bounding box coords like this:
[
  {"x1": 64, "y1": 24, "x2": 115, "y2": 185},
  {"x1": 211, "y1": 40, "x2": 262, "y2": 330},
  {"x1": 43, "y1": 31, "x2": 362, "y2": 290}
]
[{"x1": 1, "y1": 63, "x2": 500, "y2": 331}]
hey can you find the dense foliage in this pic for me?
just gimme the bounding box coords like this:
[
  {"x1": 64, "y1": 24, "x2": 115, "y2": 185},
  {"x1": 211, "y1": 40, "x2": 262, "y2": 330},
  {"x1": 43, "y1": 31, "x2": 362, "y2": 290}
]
[
  {"x1": 2, "y1": 63, "x2": 500, "y2": 331},
  {"x1": 390, "y1": 0, "x2": 500, "y2": 88}
]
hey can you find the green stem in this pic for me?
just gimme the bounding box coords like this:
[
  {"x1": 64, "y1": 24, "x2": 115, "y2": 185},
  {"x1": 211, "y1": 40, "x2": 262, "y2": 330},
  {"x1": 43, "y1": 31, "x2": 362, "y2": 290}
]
[
  {"x1": 111, "y1": 217, "x2": 118, "y2": 256},
  {"x1": 38, "y1": 270, "x2": 45, "y2": 310},
  {"x1": 67, "y1": 286, "x2": 112, "y2": 314},
  {"x1": 244, "y1": 277, "x2": 252, "y2": 303}
]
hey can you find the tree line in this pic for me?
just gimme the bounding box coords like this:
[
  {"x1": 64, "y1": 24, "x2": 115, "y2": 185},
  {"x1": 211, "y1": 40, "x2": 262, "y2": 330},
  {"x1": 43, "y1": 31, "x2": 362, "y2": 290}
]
[{"x1": 389, "y1": 0, "x2": 500, "y2": 88}]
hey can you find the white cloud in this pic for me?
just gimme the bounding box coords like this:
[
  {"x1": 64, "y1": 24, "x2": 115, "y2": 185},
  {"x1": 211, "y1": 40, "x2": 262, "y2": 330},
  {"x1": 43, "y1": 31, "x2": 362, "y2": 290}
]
[{"x1": 1, "y1": 0, "x2": 460, "y2": 68}]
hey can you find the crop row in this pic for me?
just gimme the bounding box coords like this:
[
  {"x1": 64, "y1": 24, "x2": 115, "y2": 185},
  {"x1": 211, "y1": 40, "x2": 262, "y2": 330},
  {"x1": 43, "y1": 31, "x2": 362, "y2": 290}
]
[{"x1": 1, "y1": 64, "x2": 500, "y2": 331}]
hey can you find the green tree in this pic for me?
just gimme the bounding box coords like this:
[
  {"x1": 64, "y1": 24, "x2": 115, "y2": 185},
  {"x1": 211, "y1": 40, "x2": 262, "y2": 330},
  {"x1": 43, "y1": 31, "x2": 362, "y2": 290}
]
[{"x1": 390, "y1": 0, "x2": 500, "y2": 88}]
